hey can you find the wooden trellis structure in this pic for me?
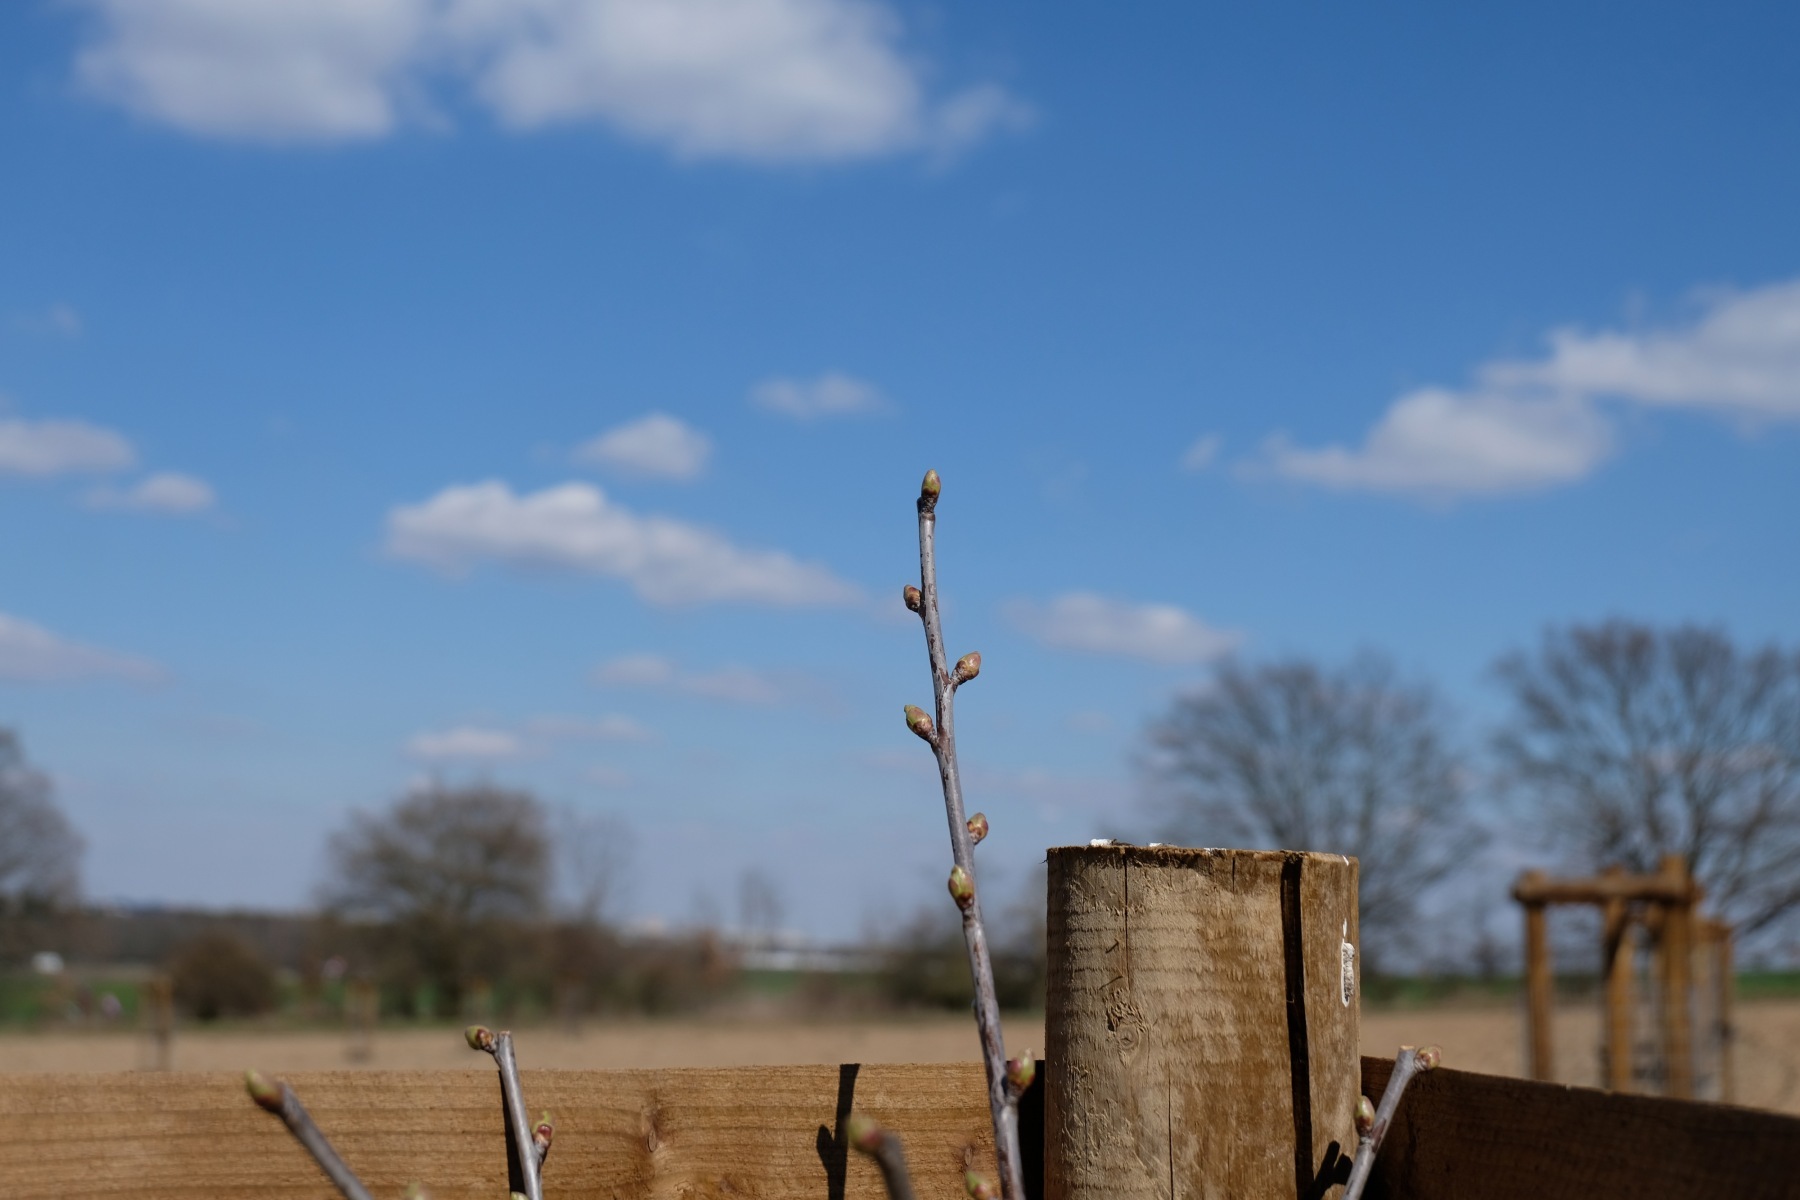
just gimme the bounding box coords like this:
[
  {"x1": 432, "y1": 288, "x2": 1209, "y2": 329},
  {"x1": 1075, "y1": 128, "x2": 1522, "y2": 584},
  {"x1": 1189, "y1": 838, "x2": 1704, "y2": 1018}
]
[{"x1": 1512, "y1": 855, "x2": 1734, "y2": 1100}]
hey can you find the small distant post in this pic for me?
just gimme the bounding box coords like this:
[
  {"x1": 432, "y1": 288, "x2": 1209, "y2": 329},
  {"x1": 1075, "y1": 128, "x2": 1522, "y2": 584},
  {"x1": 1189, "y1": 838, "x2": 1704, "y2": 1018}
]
[
  {"x1": 346, "y1": 979, "x2": 377, "y2": 1063},
  {"x1": 1600, "y1": 865, "x2": 1633, "y2": 1091},
  {"x1": 1658, "y1": 855, "x2": 1694, "y2": 1099},
  {"x1": 144, "y1": 974, "x2": 174, "y2": 1071},
  {"x1": 1519, "y1": 870, "x2": 1554, "y2": 1081}
]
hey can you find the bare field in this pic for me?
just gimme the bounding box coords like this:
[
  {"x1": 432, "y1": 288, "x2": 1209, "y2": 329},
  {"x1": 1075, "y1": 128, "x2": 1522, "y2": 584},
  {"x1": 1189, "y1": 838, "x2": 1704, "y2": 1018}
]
[{"x1": 5, "y1": 1001, "x2": 1797, "y2": 1115}]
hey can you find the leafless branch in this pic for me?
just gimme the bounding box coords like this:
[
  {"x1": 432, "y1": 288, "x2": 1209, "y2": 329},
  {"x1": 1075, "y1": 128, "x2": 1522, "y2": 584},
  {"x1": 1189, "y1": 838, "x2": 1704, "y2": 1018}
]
[
  {"x1": 847, "y1": 1114, "x2": 918, "y2": 1200},
  {"x1": 1342, "y1": 1044, "x2": 1440, "y2": 1200},
  {"x1": 905, "y1": 468, "x2": 1025, "y2": 1200},
  {"x1": 467, "y1": 1025, "x2": 545, "y2": 1200},
  {"x1": 245, "y1": 1070, "x2": 377, "y2": 1200}
]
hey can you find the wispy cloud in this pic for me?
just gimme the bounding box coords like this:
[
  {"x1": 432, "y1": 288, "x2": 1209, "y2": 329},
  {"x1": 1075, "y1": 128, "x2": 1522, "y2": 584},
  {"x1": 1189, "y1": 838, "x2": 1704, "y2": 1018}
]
[
  {"x1": 1259, "y1": 278, "x2": 1800, "y2": 499},
  {"x1": 406, "y1": 725, "x2": 524, "y2": 761},
  {"x1": 73, "y1": 0, "x2": 1029, "y2": 163},
  {"x1": 0, "y1": 611, "x2": 164, "y2": 683},
  {"x1": 1180, "y1": 434, "x2": 1221, "y2": 472},
  {"x1": 385, "y1": 480, "x2": 862, "y2": 607},
  {"x1": 593, "y1": 653, "x2": 817, "y2": 706},
  {"x1": 407, "y1": 711, "x2": 653, "y2": 761},
  {"x1": 0, "y1": 417, "x2": 135, "y2": 477},
  {"x1": 750, "y1": 372, "x2": 887, "y2": 420},
  {"x1": 574, "y1": 413, "x2": 711, "y2": 481},
  {"x1": 1005, "y1": 593, "x2": 1241, "y2": 665},
  {"x1": 11, "y1": 303, "x2": 83, "y2": 339},
  {"x1": 85, "y1": 471, "x2": 217, "y2": 514}
]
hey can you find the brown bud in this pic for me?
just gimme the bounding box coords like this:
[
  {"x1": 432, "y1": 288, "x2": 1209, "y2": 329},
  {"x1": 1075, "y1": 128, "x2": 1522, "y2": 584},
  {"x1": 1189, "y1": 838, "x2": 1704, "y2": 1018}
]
[
  {"x1": 244, "y1": 1069, "x2": 283, "y2": 1113},
  {"x1": 903, "y1": 584, "x2": 922, "y2": 612},
  {"x1": 1354, "y1": 1094, "x2": 1375, "y2": 1136},
  {"x1": 904, "y1": 704, "x2": 935, "y2": 741},
  {"x1": 966, "y1": 812, "x2": 989, "y2": 845},
  {"x1": 952, "y1": 651, "x2": 982, "y2": 685},
  {"x1": 1415, "y1": 1045, "x2": 1442, "y2": 1072},
  {"x1": 1006, "y1": 1052, "x2": 1037, "y2": 1095},
  {"x1": 465, "y1": 1024, "x2": 496, "y2": 1053},
  {"x1": 964, "y1": 1170, "x2": 996, "y2": 1200},
  {"x1": 919, "y1": 469, "x2": 942, "y2": 512},
  {"x1": 846, "y1": 1113, "x2": 884, "y2": 1153},
  {"x1": 948, "y1": 865, "x2": 975, "y2": 910}
]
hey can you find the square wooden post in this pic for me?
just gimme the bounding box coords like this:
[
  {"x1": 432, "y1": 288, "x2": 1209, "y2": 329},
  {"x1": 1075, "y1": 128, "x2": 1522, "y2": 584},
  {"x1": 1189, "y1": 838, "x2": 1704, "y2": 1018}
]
[
  {"x1": 1658, "y1": 855, "x2": 1694, "y2": 1100},
  {"x1": 1519, "y1": 871, "x2": 1554, "y2": 1082}
]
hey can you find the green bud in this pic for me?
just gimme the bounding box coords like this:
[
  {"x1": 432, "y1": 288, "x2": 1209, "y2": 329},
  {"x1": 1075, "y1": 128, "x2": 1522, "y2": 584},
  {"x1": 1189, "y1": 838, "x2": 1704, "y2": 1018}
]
[
  {"x1": 904, "y1": 704, "x2": 935, "y2": 740},
  {"x1": 948, "y1": 865, "x2": 975, "y2": 910},
  {"x1": 1354, "y1": 1094, "x2": 1375, "y2": 1136},
  {"x1": 918, "y1": 469, "x2": 941, "y2": 513},
  {"x1": 952, "y1": 651, "x2": 982, "y2": 685},
  {"x1": 1415, "y1": 1045, "x2": 1442, "y2": 1072},
  {"x1": 1006, "y1": 1052, "x2": 1036, "y2": 1095},
  {"x1": 966, "y1": 812, "x2": 989, "y2": 845},
  {"x1": 244, "y1": 1069, "x2": 283, "y2": 1113},
  {"x1": 465, "y1": 1024, "x2": 496, "y2": 1052},
  {"x1": 903, "y1": 585, "x2": 922, "y2": 612},
  {"x1": 964, "y1": 1170, "x2": 996, "y2": 1200},
  {"x1": 846, "y1": 1113, "x2": 884, "y2": 1153}
]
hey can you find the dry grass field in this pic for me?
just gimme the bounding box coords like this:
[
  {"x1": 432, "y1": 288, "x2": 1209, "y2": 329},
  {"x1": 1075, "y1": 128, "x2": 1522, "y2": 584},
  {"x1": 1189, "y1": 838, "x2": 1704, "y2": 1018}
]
[{"x1": 4, "y1": 1000, "x2": 1796, "y2": 1115}]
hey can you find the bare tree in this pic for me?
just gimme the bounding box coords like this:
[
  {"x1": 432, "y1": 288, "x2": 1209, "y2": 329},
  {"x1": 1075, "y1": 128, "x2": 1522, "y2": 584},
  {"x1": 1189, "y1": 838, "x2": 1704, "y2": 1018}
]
[
  {"x1": 1493, "y1": 620, "x2": 1800, "y2": 935},
  {"x1": 0, "y1": 729, "x2": 82, "y2": 909},
  {"x1": 556, "y1": 806, "x2": 634, "y2": 927},
  {"x1": 1145, "y1": 653, "x2": 1470, "y2": 965},
  {"x1": 737, "y1": 867, "x2": 783, "y2": 950},
  {"x1": 320, "y1": 781, "x2": 549, "y2": 1013}
]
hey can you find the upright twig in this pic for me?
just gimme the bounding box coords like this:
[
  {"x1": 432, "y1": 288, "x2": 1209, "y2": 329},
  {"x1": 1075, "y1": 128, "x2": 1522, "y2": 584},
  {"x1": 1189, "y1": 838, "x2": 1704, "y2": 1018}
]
[
  {"x1": 904, "y1": 468, "x2": 1026, "y2": 1200},
  {"x1": 1341, "y1": 1044, "x2": 1440, "y2": 1200},
  {"x1": 467, "y1": 1025, "x2": 547, "y2": 1200},
  {"x1": 245, "y1": 1069, "x2": 377, "y2": 1200}
]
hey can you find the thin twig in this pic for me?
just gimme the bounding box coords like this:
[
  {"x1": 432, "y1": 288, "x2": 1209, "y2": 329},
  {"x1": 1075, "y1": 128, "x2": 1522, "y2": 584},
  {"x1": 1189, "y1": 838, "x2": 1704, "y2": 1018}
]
[
  {"x1": 467, "y1": 1025, "x2": 545, "y2": 1200},
  {"x1": 847, "y1": 1114, "x2": 918, "y2": 1200},
  {"x1": 245, "y1": 1070, "x2": 377, "y2": 1200},
  {"x1": 1342, "y1": 1044, "x2": 1440, "y2": 1200},
  {"x1": 906, "y1": 468, "x2": 1025, "y2": 1200}
]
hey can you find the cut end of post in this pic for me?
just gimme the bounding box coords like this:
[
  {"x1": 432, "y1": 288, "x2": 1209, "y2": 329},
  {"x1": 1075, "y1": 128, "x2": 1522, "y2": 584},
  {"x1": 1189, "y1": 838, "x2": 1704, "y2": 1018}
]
[
  {"x1": 952, "y1": 651, "x2": 982, "y2": 685},
  {"x1": 464, "y1": 1024, "x2": 496, "y2": 1053},
  {"x1": 966, "y1": 812, "x2": 989, "y2": 845},
  {"x1": 903, "y1": 584, "x2": 922, "y2": 613},
  {"x1": 904, "y1": 704, "x2": 935, "y2": 741},
  {"x1": 1354, "y1": 1094, "x2": 1375, "y2": 1135},
  {"x1": 918, "y1": 469, "x2": 941, "y2": 512},
  {"x1": 948, "y1": 864, "x2": 975, "y2": 910},
  {"x1": 964, "y1": 1170, "x2": 997, "y2": 1200},
  {"x1": 244, "y1": 1069, "x2": 283, "y2": 1113}
]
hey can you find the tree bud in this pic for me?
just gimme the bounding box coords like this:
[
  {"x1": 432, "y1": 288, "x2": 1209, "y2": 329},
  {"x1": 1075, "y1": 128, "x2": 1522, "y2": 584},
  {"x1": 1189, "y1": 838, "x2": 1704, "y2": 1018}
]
[
  {"x1": 966, "y1": 812, "x2": 989, "y2": 845},
  {"x1": 534, "y1": 1112, "x2": 554, "y2": 1151},
  {"x1": 904, "y1": 704, "x2": 935, "y2": 741},
  {"x1": 1006, "y1": 1052, "x2": 1036, "y2": 1095},
  {"x1": 465, "y1": 1024, "x2": 496, "y2": 1053},
  {"x1": 920, "y1": 469, "x2": 942, "y2": 506},
  {"x1": 1415, "y1": 1045, "x2": 1442, "y2": 1072},
  {"x1": 903, "y1": 585, "x2": 922, "y2": 612},
  {"x1": 244, "y1": 1069, "x2": 283, "y2": 1113},
  {"x1": 1354, "y1": 1094, "x2": 1375, "y2": 1136},
  {"x1": 846, "y1": 1113, "x2": 884, "y2": 1153},
  {"x1": 964, "y1": 1170, "x2": 996, "y2": 1200},
  {"x1": 952, "y1": 651, "x2": 982, "y2": 685},
  {"x1": 948, "y1": 865, "x2": 975, "y2": 910}
]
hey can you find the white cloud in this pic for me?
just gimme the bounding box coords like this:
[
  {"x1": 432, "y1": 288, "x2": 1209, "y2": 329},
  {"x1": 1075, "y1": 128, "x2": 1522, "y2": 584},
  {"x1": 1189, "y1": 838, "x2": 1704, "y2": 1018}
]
[
  {"x1": 592, "y1": 653, "x2": 803, "y2": 706},
  {"x1": 12, "y1": 303, "x2": 83, "y2": 338},
  {"x1": 1261, "y1": 278, "x2": 1800, "y2": 499},
  {"x1": 1180, "y1": 434, "x2": 1221, "y2": 472},
  {"x1": 574, "y1": 413, "x2": 711, "y2": 480},
  {"x1": 1005, "y1": 593, "x2": 1241, "y2": 665},
  {"x1": 385, "y1": 479, "x2": 862, "y2": 607},
  {"x1": 1262, "y1": 390, "x2": 1614, "y2": 498},
  {"x1": 1482, "y1": 280, "x2": 1800, "y2": 419},
  {"x1": 72, "y1": 0, "x2": 1027, "y2": 163},
  {"x1": 522, "y1": 712, "x2": 654, "y2": 743},
  {"x1": 0, "y1": 612, "x2": 164, "y2": 683},
  {"x1": 85, "y1": 471, "x2": 217, "y2": 514},
  {"x1": 406, "y1": 725, "x2": 524, "y2": 760},
  {"x1": 749, "y1": 372, "x2": 886, "y2": 420},
  {"x1": 0, "y1": 417, "x2": 135, "y2": 477}
]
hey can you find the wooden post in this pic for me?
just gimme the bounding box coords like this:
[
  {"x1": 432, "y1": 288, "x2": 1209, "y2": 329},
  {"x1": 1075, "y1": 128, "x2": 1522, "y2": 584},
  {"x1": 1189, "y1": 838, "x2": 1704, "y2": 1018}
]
[
  {"x1": 1658, "y1": 855, "x2": 1693, "y2": 1100},
  {"x1": 346, "y1": 979, "x2": 376, "y2": 1063},
  {"x1": 1600, "y1": 866, "x2": 1633, "y2": 1092},
  {"x1": 144, "y1": 974, "x2": 174, "y2": 1071},
  {"x1": 1520, "y1": 871, "x2": 1554, "y2": 1083},
  {"x1": 1045, "y1": 845, "x2": 1359, "y2": 1200},
  {"x1": 1716, "y1": 921, "x2": 1736, "y2": 1104}
]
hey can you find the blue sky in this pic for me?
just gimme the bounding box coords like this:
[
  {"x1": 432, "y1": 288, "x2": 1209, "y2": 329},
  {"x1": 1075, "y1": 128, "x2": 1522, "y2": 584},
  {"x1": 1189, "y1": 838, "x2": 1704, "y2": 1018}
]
[{"x1": 2, "y1": 1, "x2": 1797, "y2": 939}]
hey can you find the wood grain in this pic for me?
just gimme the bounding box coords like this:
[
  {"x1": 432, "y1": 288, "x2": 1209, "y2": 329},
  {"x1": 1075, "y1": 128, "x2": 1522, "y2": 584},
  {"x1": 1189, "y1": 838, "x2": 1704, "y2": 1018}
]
[
  {"x1": 1358, "y1": 1055, "x2": 1800, "y2": 1200},
  {"x1": 0, "y1": 1062, "x2": 999, "y2": 1200},
  {"x1": 1044, "y1": 845, "x2": 1360, "y2": 1200}
]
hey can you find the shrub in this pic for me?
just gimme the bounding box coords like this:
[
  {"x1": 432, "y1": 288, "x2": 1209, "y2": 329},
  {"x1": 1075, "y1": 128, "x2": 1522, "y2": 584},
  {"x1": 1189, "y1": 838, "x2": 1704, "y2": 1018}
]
[{"x1": 168, "y1": 932, "x2": 278, "y2": 1021}]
